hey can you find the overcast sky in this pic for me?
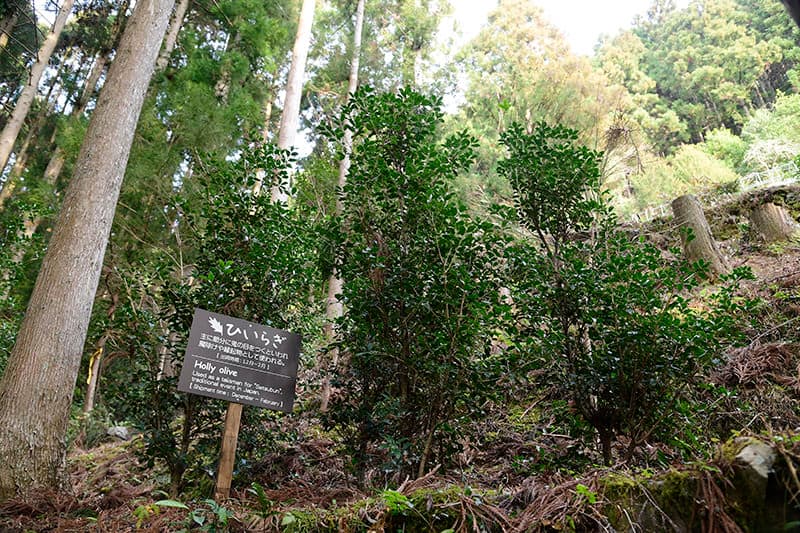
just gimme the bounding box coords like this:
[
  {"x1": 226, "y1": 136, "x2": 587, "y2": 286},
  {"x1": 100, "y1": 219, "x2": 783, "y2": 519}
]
[{"x1": 449, "y1": 0, "x2": 689, "y2": 56}]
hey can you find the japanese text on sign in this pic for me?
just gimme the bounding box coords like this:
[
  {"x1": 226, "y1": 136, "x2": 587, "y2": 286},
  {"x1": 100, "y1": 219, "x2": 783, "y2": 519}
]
[{"x1": 177, "y1": 309, "x2": 301, "y2": 412}]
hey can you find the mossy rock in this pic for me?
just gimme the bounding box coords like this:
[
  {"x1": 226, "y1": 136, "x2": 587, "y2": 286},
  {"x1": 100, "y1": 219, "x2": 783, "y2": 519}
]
[
  {"x1": 381, "y1": 486, "x2": 504, "y2": 532},
  {"x1": 602, "y1": 469, "x2": 696, "y2": 532}
]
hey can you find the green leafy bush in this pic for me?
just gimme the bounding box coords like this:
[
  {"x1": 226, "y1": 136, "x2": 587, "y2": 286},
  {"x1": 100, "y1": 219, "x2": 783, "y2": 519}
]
[
  {"x1": 0, "y1": 198, "x2": 50, "y2": 374},
  {"x1": 741, "y1": 93, "x2": 800, "y2": 146},
  {"x1": 499, "y1": 122, "x2": 751, "y2": 464},
  {"x1": 325, "y1": 87, "x2": 507, "y2": 481}
]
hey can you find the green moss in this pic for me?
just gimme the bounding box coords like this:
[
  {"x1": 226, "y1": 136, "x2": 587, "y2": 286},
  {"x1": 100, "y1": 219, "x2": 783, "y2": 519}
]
[
  {"x1": 601, "y1": 472, "x2": 639, "y2": 527},
  {"x1": 602, "y1": 469, "x2": 696, "y2": 530},
  {"x1": 508, "y1": 402, "x2": 543, "y2": 431},
  {"x1": 719, "y1": 436, "x2": 761, "y2": 463},
  {"x1": 651, "y1": 469, "x2": 695, "y2": 512},
  {"x1": 601, "y1": 472, "x2": 637, "y2": 500},
  {"x1": 382, "y1": 486, "x2": 503, "y2": 531},
  {"x1": 275, "y1": 486, "x2": 507, "y2": 532},
  {"x1": 280, "y1": 509, "x2": 324, "y2": 532}
]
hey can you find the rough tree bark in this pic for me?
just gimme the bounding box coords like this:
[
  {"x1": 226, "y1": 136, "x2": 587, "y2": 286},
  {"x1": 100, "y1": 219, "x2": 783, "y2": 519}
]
[
  {"x1": 0, "y1": 0, "x2": 76, "y2": 175},
  {"x1": 749, "y1": 202, "x2": 799, "y2": 243},
  {"x1": 671, "y1": 194, "x2": 730, "y2": 276},
  {"x1": 320, "y1": 0, "x2": 365, "y2": 412},
  {"x1": 271, "y1": 0, "x2": 316, "y2": 203},
  {"x1": 0, "y1": 0, "x2": 175, "y2": 500}
]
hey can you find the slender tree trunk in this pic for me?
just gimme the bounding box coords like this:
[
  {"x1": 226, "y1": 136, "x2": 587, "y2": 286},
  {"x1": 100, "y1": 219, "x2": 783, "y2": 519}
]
[
  {"x1": 156, "y1": 0, "x2": 190, "y2": 71},
  {"x1": 671, "y1": 194, "x2": 730, "y2": 276},
  {"x1": 272, "y1": 0, "x2": 316, "y2": 203},
  {"x1": 41, "y1": 0, "x2": 129, "y2": 191},
  {"x1": 418, "y1": 423, "x2": 436, "y2": 478},
  {"x1": 262, "y1": 97, "x2": 273, "y2": 143},
  {"x1": 0, "y1": 10, "x2": 18, "y2": 50},
  {"x1": 320, "y1": 0, "x2": 364, "y2": 412},
  {"x1": 0, "y1": 0, "x2": 175, "y2": 500},
  {"x1": 251, "y1": 91, "x2": 274, "y2": 196},
  {"x1": 750, "y1": 202, "x2": 799, "y2": 243},
  {"x1": 78, "y1": 52, "x2": 112, "y2": 112},
  {"x1": 214, "y1": 32, "x2": 242, "y2": 103},
  {"x1": 599, "y1": 428, "x2": 613, "y2": 466},
  {"x1": 82, "y1": 346, "x2": 104, "y2": 414},
  {"x1": 42, "y1": 51, "x2": 111, "y2": 189},
  {"x1": 157, "y1": 330, "x2": 178, "y2": 379},
  {"x1": 0, "y1": 0, "x2": 76, "y2": 175},
  {"x1": 0, "y1": 73, "x2": 62, "y2": 210}
]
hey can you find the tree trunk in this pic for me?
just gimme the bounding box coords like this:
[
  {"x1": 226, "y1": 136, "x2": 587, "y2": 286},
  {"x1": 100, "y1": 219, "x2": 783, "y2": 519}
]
[
  {"x1": 749, "y1": 202, "x2": 799, "y2": 243},
  {"x1": 42, "y1": 48, "x2": 113, "y2": 189},
  {"x1": 262, "y1": 96, "x2": 273, "y2": 143},
  {"x1": 157, "y1": 330, "x2": 178, "y2": 379},
  {"x1": 0, "y1": 0, "x2": 76, "y2": 175},
  {"x1": 40, "y1": 0, "x2": 129, "y2": 192},
  {"x1": 0, "y1": 0, "x2": 175, "y2": 500},
  {"x1": 0, "y1": 10, "x2": 18, "y2": 50},
  {"x1": 156, "y1": 0, "x2": 190, "y2": 71},
  {"x1": 0, "y1": 72, "x2": 62, "y2": 210},
  {"x1": 251, "y1": 89, "x2": 275, "y2": 196},
  {"x1": 671, "y1": 194, "x2": 730, "y2": 276},
  {"x1": 271, "y1": 0, "x2": 316, "y2": 203},
  {"x1": 320, "y1": 0, "x2": 364, "y2": 412},
  {"x1": 82, "y1": 346, "x2": 104, "y2": 414},
  {"x1": 599, "y1": 428, "x2": 613, "y2": 466},
  {"x1": 77, "y1": 52, "x2": 111, "y2": 113}
]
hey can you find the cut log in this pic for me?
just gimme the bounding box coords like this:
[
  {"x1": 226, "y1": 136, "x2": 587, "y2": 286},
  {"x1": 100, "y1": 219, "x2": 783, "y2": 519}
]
[
  {"x1": 749, "y1": 202, "x2": 799, "y2": 243},
  {"x1": 671, "y1": 194, "x2": 730, "y2": 276}
]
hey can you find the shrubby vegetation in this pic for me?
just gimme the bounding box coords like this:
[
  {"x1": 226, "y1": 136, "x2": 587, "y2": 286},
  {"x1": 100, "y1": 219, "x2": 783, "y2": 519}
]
[
  {"x1": 91, "y1": 89, "x2": 756, "y2": 489},
  {"x1": 324, "y1": 88, "x2": 508, "y2": 481},
  {"x1": 499, "y1": 122, "x2": 752, "y2": 464}
]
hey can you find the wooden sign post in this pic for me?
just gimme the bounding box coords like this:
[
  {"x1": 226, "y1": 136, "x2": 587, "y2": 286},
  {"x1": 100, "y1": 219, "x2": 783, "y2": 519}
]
[
  {"x1": 214, "y1": 403, "x2": 243, "y2": 500},
  {"x1": 176, "y1": 308, "x2": 301, "y2": 501}
]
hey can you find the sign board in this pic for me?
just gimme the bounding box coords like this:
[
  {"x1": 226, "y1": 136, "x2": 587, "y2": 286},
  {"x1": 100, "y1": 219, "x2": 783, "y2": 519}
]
[{"x1": 178, "y1": 308, "x2": 300, "y2": 413}]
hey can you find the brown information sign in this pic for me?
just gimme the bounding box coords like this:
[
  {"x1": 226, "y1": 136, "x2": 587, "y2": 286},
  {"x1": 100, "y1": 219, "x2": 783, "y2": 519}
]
[{"x1": 177, "y1": 308, "x2": 300, "y2": 412}]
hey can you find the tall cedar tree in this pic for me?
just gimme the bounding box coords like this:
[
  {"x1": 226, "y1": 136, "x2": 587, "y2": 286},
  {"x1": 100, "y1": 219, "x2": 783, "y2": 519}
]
[{"x1": 0, "y1": 0, "x2": 175, "y2": 499}]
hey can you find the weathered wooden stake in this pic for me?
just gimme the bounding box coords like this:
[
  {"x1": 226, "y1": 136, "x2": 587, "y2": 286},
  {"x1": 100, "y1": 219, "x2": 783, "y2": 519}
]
[{"x1": 214, "y1": 402, "x2": 243, "y2": 501}]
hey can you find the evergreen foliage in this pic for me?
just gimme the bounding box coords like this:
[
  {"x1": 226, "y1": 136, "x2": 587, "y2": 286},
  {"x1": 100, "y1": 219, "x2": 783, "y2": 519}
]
[
  {"x1": 499, "y1": 121, "x2": 753, "y2": 464},
  {"x1": 102, "y1": 144, "x2": 319, "y2": 494},
  {"x1": 325, "y1": 87, "x2": 507, "y2": 480}
]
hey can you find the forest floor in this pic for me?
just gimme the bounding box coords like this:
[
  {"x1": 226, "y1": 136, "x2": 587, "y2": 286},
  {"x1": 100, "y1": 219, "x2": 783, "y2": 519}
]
[{"x1": 3, "y1": 197, "x2": 800, "y2": 532}]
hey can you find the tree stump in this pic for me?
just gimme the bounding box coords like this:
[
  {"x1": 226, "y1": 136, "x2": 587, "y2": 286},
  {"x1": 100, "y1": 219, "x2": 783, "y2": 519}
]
[
  {"x1": 749, "y1": 202, "x2": 799, "y2": 243},
  {"x1": 671, "y1": 194, "x2": 730, "y2": 276}
]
